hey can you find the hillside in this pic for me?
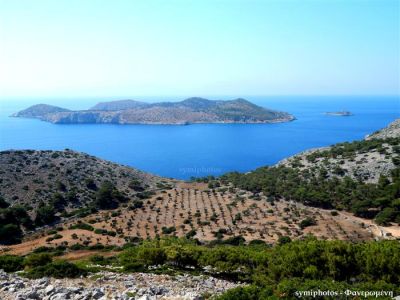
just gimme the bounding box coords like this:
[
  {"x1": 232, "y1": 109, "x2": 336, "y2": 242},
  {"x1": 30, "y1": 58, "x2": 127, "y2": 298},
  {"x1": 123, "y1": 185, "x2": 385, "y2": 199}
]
[
  {"x1": 366, "y1": 118, "x2": 400, "y2": 140},
  {"x1": 0, "y1": 151, "x2": 385, "y2": 250},
  {"x1": 13, "y1": 98, "x2": 295, "y2": 125},
  {"x1": 0, "y1": 149, "x2": 163, "y2": 208},
  {"x1": 6, "y1": 181, "x2": 377, "y2": 254},
  {"x1": 0, "y1": 149, "x2": 167, "y2": 244},
  {"x1": 222, "y1": 118, "x2": 400, "y2": 226},
  {"x1": 0, "y1": 119, "x2": 399, "y2": 249},
  {"x1": 278, "y1": 137, "x2": 399, "y2": 183},
  {"x1": 90, "y1": 99, "x2": 149, "y2": 111}
]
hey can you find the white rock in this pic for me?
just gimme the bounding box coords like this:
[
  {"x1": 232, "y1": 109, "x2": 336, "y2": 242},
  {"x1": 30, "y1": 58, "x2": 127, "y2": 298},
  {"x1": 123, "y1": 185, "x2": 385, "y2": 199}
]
[{"x1": 45, "y1": 284, "x2": 55, "y2": 295}]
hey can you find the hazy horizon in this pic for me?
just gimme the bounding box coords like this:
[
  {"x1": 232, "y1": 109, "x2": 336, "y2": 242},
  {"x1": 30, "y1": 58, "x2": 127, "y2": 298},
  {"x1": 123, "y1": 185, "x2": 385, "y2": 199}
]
[{"x1": 1, "y1": 0, "x2": 399, "y2": 99}]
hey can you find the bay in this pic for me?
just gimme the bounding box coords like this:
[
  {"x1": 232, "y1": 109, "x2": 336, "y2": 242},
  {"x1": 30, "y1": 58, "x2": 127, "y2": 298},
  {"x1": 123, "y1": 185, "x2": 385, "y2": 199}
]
[{"x1": 0, "y1": 96, "x2": 398, "y2": 179}]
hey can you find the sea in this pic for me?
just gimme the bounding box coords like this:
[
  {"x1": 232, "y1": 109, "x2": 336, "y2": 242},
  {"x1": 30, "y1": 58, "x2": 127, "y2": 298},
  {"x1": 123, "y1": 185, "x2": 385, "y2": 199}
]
[{"x1": 0, "y1": 96, "x2": 399, "y2": 179}]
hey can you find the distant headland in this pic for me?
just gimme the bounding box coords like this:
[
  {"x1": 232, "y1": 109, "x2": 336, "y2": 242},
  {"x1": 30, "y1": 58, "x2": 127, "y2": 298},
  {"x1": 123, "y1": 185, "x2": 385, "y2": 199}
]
[{"x1": 12, "y1": 98, "x2": 295, "y2": 125}]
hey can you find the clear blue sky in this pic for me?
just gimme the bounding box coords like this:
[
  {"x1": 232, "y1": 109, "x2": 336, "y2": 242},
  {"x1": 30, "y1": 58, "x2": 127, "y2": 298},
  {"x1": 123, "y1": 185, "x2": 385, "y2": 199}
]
[{"x1": 0, "y1": 0, "x2": 399, "y2": 98}]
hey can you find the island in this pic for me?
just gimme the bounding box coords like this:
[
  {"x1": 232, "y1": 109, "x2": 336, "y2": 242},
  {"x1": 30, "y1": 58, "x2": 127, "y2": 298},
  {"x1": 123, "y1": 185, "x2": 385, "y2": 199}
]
[
  {"x1": 325, "y1": 111, "x2": 353, "y2": 116},
  {"x1": 12, "y1": 97, "x2": 295, "y2": 125}
]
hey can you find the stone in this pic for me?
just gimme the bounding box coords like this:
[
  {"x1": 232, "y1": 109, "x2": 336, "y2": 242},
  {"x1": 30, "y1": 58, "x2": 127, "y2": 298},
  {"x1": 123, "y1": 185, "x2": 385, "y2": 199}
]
[
  {"x1": 91, "y1": 288, "x2": 105, "y2": 299},
  {"x1": 45, "y1": 284, "x2": 55, "y2": 295},
  {"x1": 25, "y1": 290, "x2": 40, "y2": 299}
]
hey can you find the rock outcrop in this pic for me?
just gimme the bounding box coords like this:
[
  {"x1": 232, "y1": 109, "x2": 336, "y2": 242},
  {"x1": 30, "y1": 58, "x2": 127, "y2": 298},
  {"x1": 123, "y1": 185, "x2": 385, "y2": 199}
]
[{"x1": 0, "y1": 270, "x2": 240, "y2": 300}]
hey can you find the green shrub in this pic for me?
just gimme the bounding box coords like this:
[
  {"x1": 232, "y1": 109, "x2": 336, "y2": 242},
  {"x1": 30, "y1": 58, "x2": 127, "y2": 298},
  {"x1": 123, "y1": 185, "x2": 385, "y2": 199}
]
[
  {"x1": 0, "y1": 196, "x2": 9, "y2": 209},
  {"x1": 35, "y1": 204, "x2": 57, "y2": 225},
  {"x1": 69, "y1": 243, "x2": 85, "y2": 251},
  {"x1": 94, "y1": 228, "x2": 107, "y2": 235},
  {"x1": 53, "y1": 234, "x2": 63, "y2": 240},
  {"x1": 89, "y1": 254, "x2": 106, "y2": 264},
  {"x1": 88, "y1": 244, "x2": 105, "y2": 250},
  {"x1": 0, "y1": 255, "x2": 24, "y2": 272},
  {"x1": 278, "y1": 236, "x2": 292, "y2": 245},
  {"x1": 85, "y1": 178, "x2": 97, "y2": 190},
  {"x1": 23, "y1": 253, "x2": 52, "y2": 268},
  {"x1": 131, "y1": 200, "x2": 144, "y2": 209},
  {"x1": 119, "y1": 246, "x2": 167, "y2": 270},
  {"x1": 162, "y1": 226, "x2": 176, "y2": 235},
  {"x1": 69, "y1": 223, "x2": 94, "y2": 231},
  {"x1": 94, "y1": 181, "x2": 125, "y2": 209},
  {"x1": 27, "y1": 260, "x2": 86, "y2": 279},
  {"x1": 215, "y1": 285, "x2": 270, "y2": 300},
  {"x1": 111, "y1": 211, "x2": 120, "y2": 217},
  {"x1": 248, "y1": 239, "x2": 267, "y2": 246},
  {"x1": 0, "y1": 224, "x2": 23, "y2": 244},
  {"x1": 299, "y1": 217, "x2": 316, "y2": 229},
  {"x1": 136, "y1": 191, "x2": 155, "y2": 199},
  {"x1": 33, "y1": 246, "x2": 54, "y2": 253},
  {"x1": 185, "y1": 229, "x2": 197, "y2": 239},
  {"x1": 375, "y1": 208, "x2": 395, "y2": 226},
  {"x1": 222, "y1": 236, "x2": 246, "y2": 246}
]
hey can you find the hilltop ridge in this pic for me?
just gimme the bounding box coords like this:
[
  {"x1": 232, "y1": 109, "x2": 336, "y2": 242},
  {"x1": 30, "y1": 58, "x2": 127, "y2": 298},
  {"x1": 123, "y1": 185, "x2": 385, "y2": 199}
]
[{"x1": 12, "y1": 104, "x2": 70, "y2": 118}]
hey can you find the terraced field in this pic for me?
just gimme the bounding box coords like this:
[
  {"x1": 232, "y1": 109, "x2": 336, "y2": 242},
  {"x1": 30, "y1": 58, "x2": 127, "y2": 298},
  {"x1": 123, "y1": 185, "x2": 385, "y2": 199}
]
[{"x1": 4, "y1": 182, "x2": 385, "y2": 255}]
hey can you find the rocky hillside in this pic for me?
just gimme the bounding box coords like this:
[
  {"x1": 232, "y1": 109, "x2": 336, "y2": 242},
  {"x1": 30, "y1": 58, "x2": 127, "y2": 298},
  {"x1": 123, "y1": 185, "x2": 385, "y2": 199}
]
[
  {"x1": 0, "y1": 149, "x2": 168, "y2": 244},
  {"x1": 366, "y1": 118, "x2": 400, "y2": 140},
  {"x1": 13, "y1": 98, "x2": 294, "y2": 125},
  {"x1": 222, "y1": 119, "x2": 400, "y2": 226},
  {"x1": 279, "y1": 118, "x2": 400, "y2": 183},
  {"x1": 0, "y1": 149, "x2": 161, "y2": 210}
]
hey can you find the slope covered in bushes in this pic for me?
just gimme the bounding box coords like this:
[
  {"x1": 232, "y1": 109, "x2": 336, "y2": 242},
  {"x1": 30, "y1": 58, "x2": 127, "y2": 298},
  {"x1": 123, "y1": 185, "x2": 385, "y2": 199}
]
[{"x1": 221, "y1": 136, "x2": 400, "y2": 226}]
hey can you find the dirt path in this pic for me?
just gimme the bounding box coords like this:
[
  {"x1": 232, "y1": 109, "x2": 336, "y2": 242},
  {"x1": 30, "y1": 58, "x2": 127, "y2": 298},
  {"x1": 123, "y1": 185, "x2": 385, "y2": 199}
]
[{"x1": 338, "y1": 211, "x2": 400, "y2": 239}]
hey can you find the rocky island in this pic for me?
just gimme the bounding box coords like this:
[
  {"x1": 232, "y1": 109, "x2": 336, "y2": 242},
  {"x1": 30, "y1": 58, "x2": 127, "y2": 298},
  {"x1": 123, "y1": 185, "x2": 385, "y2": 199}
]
[
  {"x1": 324, "y1": 111, "x2": 353, "y2": 116},
  {"x1": 12, "y1": 98, "x2": 295, "y2": 125}
]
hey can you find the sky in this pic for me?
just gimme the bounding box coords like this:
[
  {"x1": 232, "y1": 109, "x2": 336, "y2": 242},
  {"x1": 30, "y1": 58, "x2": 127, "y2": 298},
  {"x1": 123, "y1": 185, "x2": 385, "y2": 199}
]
[{"x1": 0, "y1": 0, "x2": 399, "y2": 99}]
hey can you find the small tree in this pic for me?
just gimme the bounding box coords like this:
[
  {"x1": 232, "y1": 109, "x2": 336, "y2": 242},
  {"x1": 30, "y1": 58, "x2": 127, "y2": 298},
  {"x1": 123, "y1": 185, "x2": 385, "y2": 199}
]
[
  {"x1": 35, "y1": 204, "x2": 56, "y2": 225},
  {"x1": 94, "y1": 181, "x2": 124, "y2": 209}
]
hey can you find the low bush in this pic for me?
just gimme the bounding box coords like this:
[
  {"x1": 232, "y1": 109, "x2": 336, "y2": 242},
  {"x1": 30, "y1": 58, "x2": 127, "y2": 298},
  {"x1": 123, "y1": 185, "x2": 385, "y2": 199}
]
[
  {"x1": 23, "y1": 253, "x2": 52, "y2": 268},
  {"x1": 0, "y1": 255, "x2": 24, "y2": 272},
  {"x1": 299, "y1": 217, "x2": 316, "y2": 229},
  {"x1": 26, "y1": 260, "x2": 87, "y2": 279},
  {"x1": 69, "y1": 223, "x2": 94, "y2": 231}
]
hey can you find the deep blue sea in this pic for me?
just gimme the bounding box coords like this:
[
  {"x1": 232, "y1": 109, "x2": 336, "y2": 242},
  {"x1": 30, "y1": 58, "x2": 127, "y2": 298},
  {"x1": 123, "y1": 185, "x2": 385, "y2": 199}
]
[{"x1": 0, "y1": 96, "x2": 399, "y2": 179}]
